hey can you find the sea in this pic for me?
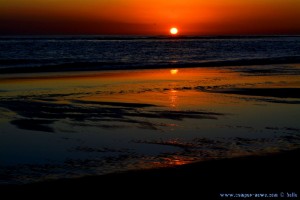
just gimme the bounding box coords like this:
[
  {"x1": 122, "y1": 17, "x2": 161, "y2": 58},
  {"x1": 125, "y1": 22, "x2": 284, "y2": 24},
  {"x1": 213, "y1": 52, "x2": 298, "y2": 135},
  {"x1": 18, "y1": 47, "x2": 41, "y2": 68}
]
[{"x1": 0, "y1": 35, "x2": 300, "y2": 73}]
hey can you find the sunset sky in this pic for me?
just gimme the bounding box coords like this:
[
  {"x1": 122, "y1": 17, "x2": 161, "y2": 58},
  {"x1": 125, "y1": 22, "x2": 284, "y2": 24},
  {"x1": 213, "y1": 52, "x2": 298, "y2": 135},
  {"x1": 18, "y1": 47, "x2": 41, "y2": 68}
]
[{"x1": 1, "y1": 0, "x2": 300, "y2": 35}]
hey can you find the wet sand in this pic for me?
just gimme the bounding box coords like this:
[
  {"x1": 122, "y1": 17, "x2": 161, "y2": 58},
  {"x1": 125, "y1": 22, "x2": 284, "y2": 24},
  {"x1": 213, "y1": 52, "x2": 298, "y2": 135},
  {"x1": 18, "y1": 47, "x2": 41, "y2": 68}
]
[
  {"x1": 204, "y1": 88, "x2": 300, "y2": 98},
  {"x1": 0, "y1": 66, "x2": 300, "y2": 195},
  {"x1": 2, "y1": 148, "x2": 299, "y2": 198}
]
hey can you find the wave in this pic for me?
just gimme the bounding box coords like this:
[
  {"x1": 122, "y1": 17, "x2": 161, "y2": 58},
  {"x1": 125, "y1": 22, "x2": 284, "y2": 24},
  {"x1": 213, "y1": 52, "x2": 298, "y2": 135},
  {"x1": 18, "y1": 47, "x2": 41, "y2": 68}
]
[
  {"x1": 0, "y1": 58, "x2": 53, "y2": 66},
  {"x1": 0, "y1": 56, "x2": 300, "y2": 74}
]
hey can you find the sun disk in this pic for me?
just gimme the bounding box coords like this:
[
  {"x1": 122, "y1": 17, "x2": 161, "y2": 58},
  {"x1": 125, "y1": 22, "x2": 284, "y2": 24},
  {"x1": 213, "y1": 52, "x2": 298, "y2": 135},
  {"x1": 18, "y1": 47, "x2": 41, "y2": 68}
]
[{"x1": 170, "y1": 27, "x2": 178, "y2": 35}]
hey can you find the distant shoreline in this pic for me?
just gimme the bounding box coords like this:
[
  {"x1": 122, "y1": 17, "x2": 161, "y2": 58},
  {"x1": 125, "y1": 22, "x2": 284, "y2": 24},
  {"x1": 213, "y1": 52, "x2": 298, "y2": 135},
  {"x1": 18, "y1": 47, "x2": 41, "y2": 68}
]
[{"x1": 1, "y1": 35, "x2": 300, "y2": 40}]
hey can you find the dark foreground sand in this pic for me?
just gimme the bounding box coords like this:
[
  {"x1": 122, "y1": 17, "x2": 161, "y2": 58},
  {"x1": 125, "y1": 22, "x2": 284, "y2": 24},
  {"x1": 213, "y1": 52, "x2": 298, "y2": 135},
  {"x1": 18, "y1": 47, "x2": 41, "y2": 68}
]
[{"x1": 2, "y1": 149, "x2": 299, "y2": 198}]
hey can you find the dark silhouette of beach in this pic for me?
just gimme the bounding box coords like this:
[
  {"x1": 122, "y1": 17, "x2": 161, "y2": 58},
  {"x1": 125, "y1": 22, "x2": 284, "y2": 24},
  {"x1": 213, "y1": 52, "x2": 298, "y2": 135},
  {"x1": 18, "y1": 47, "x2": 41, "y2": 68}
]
[{"x1": 2, "y1": 149, "x2": 299, "y2": 199}]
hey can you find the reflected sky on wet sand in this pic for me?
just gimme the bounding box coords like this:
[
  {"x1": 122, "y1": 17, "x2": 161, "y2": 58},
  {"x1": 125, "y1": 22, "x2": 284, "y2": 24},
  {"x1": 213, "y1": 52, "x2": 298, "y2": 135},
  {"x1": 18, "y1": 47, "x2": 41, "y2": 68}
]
[{"x1": 0, "y1": 65, "x2": 300, "y2": 184}]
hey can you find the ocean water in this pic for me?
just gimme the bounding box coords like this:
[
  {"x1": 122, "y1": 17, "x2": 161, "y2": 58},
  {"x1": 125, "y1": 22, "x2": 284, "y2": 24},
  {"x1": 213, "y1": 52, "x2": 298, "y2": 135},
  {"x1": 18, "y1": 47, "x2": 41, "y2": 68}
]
[{"x1": 0, "y1": 35, "x2": 300, "y2": 73}]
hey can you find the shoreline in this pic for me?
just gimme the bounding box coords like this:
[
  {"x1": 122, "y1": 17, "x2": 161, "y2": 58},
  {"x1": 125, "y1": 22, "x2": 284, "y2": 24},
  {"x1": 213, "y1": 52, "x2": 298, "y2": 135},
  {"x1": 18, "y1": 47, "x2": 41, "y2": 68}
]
[{"x1": 1, "y1": 58, "x2": 300, "y2": 75}]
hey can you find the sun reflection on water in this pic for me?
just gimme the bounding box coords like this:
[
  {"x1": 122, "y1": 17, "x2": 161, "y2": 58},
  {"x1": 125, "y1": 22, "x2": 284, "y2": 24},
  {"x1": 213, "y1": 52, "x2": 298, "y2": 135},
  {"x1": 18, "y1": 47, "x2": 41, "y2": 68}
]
[
  {"x1": 170, "y1": 69, "x2": 178, "y2": 75},
  {"x1": 152, "y1": 156, "x2": 195, "y2": 168},
  {"x1": 169, "y1": 89, "x2": 178, "y2": 108}
]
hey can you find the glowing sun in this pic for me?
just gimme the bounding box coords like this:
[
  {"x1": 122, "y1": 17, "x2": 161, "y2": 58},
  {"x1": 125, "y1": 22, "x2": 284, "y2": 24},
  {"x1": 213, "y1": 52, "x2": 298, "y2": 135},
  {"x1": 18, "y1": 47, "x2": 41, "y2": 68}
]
[{"x1": 170, "y1": 27, "x2": 178, "y2": 35}]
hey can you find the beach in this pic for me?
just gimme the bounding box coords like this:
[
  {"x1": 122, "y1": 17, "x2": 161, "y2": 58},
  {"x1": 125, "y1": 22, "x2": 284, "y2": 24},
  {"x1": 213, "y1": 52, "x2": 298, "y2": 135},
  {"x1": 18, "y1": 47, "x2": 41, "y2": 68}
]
[
  {"x1": 1, "y1": 64, "x2": 300, "y2": 188},
  {"x1": 0, "y1": 36, "x2": 300, "y2": 197}
]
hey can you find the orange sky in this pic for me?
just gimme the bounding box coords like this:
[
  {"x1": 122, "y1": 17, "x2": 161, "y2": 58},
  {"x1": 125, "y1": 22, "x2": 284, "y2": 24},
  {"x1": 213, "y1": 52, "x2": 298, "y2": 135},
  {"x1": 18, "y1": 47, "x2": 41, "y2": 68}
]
[{"x1": 1, "y1": 0, "x2": 300, "y2": 35}]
